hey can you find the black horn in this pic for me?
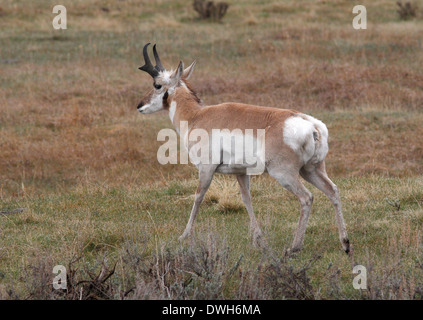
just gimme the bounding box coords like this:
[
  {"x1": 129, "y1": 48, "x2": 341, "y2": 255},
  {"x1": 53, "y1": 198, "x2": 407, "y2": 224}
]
[
  {"x1": 153, "y1": 44, "x2": 165, "y2": 72},
  {"x1": 139, "y1": 43, "x2": 159, "y2": 78}
]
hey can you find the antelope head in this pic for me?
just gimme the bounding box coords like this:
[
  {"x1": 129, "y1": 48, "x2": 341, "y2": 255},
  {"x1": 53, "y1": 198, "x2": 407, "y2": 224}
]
[{"x1": 137, "y1": 43, "x2": 196, "y2": 114}]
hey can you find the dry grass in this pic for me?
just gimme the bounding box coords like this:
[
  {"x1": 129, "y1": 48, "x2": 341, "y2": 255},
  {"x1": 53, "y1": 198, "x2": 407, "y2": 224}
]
[
  {"x1": 205, "y1": 176, "x2": 244, "y2": 213},
  {"x1": 1, "y1": 1, "x2": 422, "y2": 196}
]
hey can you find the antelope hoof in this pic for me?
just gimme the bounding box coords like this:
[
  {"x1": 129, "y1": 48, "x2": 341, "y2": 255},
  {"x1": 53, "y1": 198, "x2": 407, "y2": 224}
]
[
  {"x1": 342, "y1": 238, "x2": 351, "y2": 256},
  {"x1": 252, "y1": 229, "x2": 266, "y2": 248},
  {"x1": 285, "y1": 246, "x2": 301, "y2": 257},
  {"x1": 178, "y1": 231, "x2": 190, "y2": 242}
]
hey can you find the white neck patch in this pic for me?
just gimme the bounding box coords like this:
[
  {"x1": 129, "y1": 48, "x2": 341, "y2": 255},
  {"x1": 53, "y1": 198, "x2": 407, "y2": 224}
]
[{"x1": 169, "y1": 100, "x2": 177, "y2": 123}]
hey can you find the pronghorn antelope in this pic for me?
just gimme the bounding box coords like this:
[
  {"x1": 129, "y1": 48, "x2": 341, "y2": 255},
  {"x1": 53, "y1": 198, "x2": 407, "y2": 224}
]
[{"x1": 137, "y1": 43, "x2": 350, "y2": 254}]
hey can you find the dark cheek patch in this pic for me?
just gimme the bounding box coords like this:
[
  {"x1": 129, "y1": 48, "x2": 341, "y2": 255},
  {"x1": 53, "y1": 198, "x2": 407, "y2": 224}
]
[{"x1": 163, "y1": 91, "x2": 169, "y2": 109}]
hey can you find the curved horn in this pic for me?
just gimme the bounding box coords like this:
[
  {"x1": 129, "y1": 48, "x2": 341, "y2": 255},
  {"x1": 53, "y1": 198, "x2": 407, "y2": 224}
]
[
  {"x1": 139, "y1": 43, "x2": 159, "y2": 78},
  {"x1": 153, "y1": 44, "x2": 165, "y2": 72}
]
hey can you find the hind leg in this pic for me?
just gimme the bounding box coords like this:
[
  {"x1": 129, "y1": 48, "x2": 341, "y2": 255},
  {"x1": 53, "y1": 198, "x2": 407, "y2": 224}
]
[
  {"x1": 300, "y1": 161, "x2": 350, "y2": 254},
  {"x1": 268, "y1": 166, "x2": 314, "y2": 253}
]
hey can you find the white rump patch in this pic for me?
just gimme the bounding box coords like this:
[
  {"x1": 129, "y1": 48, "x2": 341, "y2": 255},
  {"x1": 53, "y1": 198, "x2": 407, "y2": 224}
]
[
  {"x1": 283, "y1": 114, "x2": 329, "y2": 165},
  {"x1": 300, "y1": 114, "x2": 329, "y2": 162}
]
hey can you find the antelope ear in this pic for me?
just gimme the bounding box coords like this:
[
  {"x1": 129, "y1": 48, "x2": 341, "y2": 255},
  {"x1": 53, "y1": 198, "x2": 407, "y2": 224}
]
[
  {"x1": 183, "y1": 60, "x2": 196, "y2": 79},
  {"x1": 171, "y1": 61, "x2": 184, "y2": 84}
]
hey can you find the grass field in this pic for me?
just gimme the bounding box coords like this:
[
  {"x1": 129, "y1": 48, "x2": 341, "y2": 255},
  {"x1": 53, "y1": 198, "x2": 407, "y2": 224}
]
[{"x1": 0, "y1": 0, "x2": 423, "y2": 299}]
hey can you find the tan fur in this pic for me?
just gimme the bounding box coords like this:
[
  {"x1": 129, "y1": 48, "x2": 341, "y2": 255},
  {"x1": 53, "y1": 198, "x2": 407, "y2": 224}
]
[
  {"x1": 139, "y1": 90, "x2": 153, "y2": 108},
  {"x1": 167, "y1": 83, "x2": 302, "y2": 168},
  {"x1": 138, "y1": 72, "x2": 350, "y2": 255}
]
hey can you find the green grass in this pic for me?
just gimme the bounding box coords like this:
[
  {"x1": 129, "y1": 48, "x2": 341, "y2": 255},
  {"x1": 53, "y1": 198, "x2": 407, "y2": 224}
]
[{"x1": 1, "y1": 175, "x2": 422, "y2": 298}]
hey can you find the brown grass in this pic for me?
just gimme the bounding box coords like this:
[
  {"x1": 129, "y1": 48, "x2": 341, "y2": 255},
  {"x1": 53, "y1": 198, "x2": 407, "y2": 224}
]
[
  {"x1": 0, "y1": 1, "x2": 421, "y2": 197},
  {"x1": 205, "y1": 176, "x2": 244, "y2": 212}
]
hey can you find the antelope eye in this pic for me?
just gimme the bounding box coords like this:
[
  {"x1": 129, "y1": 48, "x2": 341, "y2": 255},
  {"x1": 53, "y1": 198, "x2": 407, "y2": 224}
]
[{"x1": 154, "y1": 83, "x2": 162, "y2": 90}]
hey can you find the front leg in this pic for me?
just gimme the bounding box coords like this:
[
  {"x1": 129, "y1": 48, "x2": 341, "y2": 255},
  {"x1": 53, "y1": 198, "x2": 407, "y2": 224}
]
[
  {"x1": 179, "y1": 165, "x2": 218, "y2": 241},
  {"x1": 236, "y1": 174, "x2": 264, "y2": 247}
]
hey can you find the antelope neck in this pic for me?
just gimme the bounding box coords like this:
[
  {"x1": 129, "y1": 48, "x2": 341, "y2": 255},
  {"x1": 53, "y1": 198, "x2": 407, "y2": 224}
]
[{"x1": 169, "y1": 83, "x2": 201, "y2": 133}]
